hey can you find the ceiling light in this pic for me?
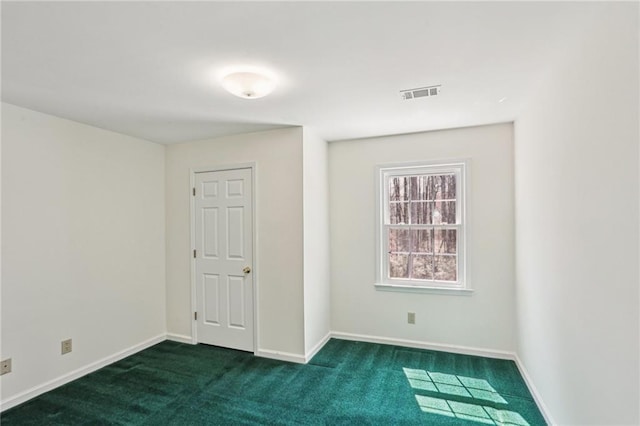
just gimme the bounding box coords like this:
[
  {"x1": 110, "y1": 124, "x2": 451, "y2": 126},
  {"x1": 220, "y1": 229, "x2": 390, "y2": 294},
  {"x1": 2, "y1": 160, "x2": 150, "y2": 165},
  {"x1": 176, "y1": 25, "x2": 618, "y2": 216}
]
[{"x1": 221, "y1": 71, "x2": 275, "y2": 99}]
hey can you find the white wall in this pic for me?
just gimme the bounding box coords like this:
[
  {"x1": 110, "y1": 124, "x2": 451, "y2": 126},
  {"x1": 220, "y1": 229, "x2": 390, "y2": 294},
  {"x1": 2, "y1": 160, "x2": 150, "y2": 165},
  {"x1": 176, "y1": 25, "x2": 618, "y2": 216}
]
[
  {"x1": 165, "y1": 127, "x2": 306, "y2": 357},
  {"x1": 514, "y1": 4, "x2": 639, "y2": 424},
  {"x1": 1, "y1": 103, "x2": 166, "y2": 404},
  {"x1": 302, "y1": 128, "x2": 330, "y2": 355},
  {"x1": 329, "y1": 123, "x2": 515, "y2": 352}
]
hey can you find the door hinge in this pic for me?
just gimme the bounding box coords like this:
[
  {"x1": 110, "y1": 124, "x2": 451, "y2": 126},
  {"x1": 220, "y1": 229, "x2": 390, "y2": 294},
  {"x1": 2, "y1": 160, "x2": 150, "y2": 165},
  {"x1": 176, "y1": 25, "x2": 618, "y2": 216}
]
[
  {"x1": 192, "y1": 187, "x2": 196, "y2": 196},
  {"x1": 194, "y1": 312, "x2": 198, "y2": 321},
  {"x1": 193, "y1": 249, "x2": 196, "y2": 258}
]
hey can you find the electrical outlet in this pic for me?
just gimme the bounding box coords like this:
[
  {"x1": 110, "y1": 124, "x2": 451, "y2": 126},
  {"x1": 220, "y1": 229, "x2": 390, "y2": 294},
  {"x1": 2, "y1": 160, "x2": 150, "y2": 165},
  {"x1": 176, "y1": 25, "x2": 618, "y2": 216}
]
[
  {"x1": 407, "y1": 312, "x2": 416, "y2": 324},
  {"x1": 61, "y1": 339, "x2": 72, "y2": 355},
  {"x1": 1, "y1": 358, "x2": 12, "y2": 375}
]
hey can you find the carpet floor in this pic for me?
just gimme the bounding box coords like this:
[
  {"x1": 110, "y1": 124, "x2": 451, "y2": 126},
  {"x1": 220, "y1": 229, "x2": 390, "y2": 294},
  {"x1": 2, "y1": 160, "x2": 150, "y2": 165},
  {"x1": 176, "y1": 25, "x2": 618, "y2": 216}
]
[{"x1": 1, "y1": 339, "x2": 546, "y2": 425}]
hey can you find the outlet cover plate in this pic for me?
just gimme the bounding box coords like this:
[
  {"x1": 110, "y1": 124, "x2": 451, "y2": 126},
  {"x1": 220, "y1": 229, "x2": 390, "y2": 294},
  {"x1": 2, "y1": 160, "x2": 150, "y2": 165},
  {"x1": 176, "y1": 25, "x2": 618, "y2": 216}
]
[
  {"x1": 61, "y1": 339, "x2": 72, "y2": 355},
  {"x1": 1, "y1": 358, "x2": 12, "y2": 375}
]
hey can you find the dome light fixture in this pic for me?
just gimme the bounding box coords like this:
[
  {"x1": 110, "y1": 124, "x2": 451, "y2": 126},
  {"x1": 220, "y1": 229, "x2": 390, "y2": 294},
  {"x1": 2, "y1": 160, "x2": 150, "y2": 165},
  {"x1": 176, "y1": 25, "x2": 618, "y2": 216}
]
[{"x1": 221, "y1": 71, "x2": 276, "y2": 99}]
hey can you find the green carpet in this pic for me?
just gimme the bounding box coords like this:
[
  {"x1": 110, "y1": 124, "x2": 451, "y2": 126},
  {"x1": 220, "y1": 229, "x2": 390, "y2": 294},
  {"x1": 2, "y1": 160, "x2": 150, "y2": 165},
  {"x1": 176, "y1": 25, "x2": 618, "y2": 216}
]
[{"x1": 1, "y1": 339, "x2": 546, "y2": 425}]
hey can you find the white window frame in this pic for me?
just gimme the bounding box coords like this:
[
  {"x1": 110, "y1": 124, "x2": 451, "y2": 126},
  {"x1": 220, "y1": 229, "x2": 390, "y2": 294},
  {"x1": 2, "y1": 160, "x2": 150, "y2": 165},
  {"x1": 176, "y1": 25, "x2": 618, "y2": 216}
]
[{"x1": 375, "y1": 159, "x2": 472, "y2": 294}]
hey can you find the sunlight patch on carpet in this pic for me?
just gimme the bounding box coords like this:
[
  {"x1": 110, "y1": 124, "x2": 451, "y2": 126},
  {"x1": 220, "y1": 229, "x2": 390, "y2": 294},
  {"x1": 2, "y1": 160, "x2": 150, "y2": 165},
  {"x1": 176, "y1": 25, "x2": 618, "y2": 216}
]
[{"x1": 404, "y1": 367, "x2": 528, "y2": 425}]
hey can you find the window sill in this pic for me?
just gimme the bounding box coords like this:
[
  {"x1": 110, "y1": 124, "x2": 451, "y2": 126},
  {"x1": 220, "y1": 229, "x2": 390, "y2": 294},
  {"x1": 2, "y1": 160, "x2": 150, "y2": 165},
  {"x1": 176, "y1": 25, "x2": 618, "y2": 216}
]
[{"x1": 374, "y1": 283, "x2": 474, "y2": 295}]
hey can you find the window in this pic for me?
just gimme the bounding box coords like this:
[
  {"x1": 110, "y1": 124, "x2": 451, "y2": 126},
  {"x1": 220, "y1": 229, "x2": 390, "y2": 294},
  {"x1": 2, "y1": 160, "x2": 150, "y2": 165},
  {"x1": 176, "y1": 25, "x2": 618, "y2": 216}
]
[{"x1": 376, "y1": 161, "x2": 468, "y2": 292}]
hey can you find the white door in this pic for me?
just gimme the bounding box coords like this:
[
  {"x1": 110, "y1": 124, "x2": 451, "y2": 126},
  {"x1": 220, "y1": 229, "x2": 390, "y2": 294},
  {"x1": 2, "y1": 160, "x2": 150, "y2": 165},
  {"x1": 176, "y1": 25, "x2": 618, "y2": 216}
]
[{"x1": 194, "y1": 168, "x2": 253, "y2": 352}]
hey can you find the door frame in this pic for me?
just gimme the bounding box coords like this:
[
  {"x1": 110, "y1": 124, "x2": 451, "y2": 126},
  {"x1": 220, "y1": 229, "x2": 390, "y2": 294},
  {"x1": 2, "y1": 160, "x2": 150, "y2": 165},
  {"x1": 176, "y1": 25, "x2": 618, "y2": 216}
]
[{"x1": 189, "y1": 163, "x2": 258, "y2": 354}]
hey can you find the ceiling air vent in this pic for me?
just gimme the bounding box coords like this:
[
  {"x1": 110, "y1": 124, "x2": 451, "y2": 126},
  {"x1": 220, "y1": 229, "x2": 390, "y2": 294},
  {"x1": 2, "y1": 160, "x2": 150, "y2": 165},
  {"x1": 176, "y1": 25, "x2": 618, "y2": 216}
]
[{"x1": 400, "y1": 85, "x2": 441, "y2": 100}]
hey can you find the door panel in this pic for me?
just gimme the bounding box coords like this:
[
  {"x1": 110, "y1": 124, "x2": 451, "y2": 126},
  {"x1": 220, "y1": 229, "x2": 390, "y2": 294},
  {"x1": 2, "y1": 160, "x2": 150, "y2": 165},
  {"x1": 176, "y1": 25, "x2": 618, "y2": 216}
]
[
  {"x1": 195, "y1": 168, "x2": 253, "y2": 351},
  {"x1": 228, "y1": 275, "x2": 245, "y2": 328},
  {"x1": 227, "y1": 207, "x2": 244, "y2": 259},
  {"x1": 203, "y1": 208, "x2": 219, "y2": 257},
  {"x1": 203, "y1": 274, "x2": 220, "y2": 325}
]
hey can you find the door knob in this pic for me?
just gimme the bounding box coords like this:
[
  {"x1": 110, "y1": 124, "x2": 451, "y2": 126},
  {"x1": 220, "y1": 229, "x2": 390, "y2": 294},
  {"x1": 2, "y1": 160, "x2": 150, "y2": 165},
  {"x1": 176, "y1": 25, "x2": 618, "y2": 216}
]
[{"x1": 243, "y1": 266, "x2": 251, "y2": 274}]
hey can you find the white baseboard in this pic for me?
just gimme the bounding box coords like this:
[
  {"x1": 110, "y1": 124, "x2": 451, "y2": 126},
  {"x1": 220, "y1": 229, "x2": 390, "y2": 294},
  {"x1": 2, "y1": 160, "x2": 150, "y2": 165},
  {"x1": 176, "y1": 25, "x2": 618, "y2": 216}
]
[
  {"x1": 304, "y1": 332, "x2": 331, "y2": 363},
  {"x1": 1, "y1": 331, "x2": 554, "y2": 424},
  {"x1": 330, "y1": 331, "x2": 515, "y2": 360},
  {"x1": 255, "y1": 348, "x2": 306, "y2": 364},
  {"x1": 255, "y1": 331, "x2": 332, "y2": 365},
  {"x1": 166, "y1": 333, "x2": 195, "y2": 344},
  {"x1": 513, "y1": 354, "x2": 555, "y2": 425},
  {"x1": 0, "y1": 334, "x2": 166, "y2": 412}
]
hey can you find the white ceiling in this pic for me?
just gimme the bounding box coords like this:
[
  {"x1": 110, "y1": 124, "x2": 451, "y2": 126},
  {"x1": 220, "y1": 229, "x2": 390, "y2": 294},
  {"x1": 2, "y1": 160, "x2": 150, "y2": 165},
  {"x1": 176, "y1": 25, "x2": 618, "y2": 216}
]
[{"x1": 1, "y1": 1, "x2": 602, "y2": 144}]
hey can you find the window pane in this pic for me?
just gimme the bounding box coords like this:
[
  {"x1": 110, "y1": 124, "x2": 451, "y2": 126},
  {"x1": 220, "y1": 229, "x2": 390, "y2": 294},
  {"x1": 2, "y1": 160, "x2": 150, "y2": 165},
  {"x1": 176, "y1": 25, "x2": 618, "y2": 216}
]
[
  {"x1": 412, "y1": 255, "x2": 433, "y2": 280},
  {"x1": 412, "y1": 229, "x2": 433, "y2": 253},
  {"x1": 389, "y1": 202, "x2": 409, "y2": 224},
  {"x1": 409, "y1": 176, "x2": 434, "y2": 200},
  {"x1": 389, "y1": 177, "x2": 409, "y2": 201},
  {"x1": 389, "y1": 228, "x2": 410, "y2": 252},
  {"x1": 433, "y1": 229, "x2": 456, "y2": 254},
  {"x1": 433, "y1": 255, "x2": 457, "y2": 281},
  {"x1": 410, "y1": 201, "x2": 433, "y2": 224},
  {"x1": 433, "y1": 201, "x2": 456, "y2": 224},
  {"x1": 412, "y1": 176, "x2": 435, "y2": 200},
  {"x1": 434, "y1": 174, "x2": 456, "y2": 200},
  {"x1": 409, "y1": 174, "x2": 456, "y2": 201},
  {"x1": 389, "y1": 254, "x2": 409, "y2": 278}
]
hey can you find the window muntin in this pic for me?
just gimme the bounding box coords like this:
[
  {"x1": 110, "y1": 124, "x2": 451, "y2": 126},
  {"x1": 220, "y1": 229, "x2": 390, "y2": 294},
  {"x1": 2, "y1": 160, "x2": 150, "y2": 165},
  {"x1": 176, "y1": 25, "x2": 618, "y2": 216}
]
[{"x1": 378, "y1": 162, "x2": 466, "y2": 289}]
